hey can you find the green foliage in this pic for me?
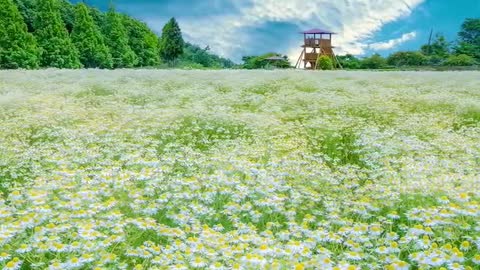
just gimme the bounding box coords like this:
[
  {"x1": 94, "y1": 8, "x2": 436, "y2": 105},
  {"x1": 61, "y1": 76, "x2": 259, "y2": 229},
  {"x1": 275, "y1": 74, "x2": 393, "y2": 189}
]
[
  {"x1": 71, "y1": 3, "x2": 112, "y2": 69},
  {"x1": 180, "y1": 43, "x2": 234, "y2": 68},
  {"x1": 33, "y1": 0, "x2": 81, "y2": 68},
  {"x1": 456, "y1": 18, "x2": 480, "y2": 60},
  {"x1": 58, "y1": 0, "x2": 74, "y2": 33},
  {"x1": 306, "y1": 127, "x2": 366, "y2": 168},
  {"x1": 337, "y1": 54, "x2": 362, "y2": 69},
  {"x1": 456, "y1": 42, "x2": 480, "y2": 61},
  {"x1": 122, "y1": 14, "x2": 160, "y2": 67},
  {"x1": 0, "y1": 0, "x2": 40, "y2": 69},
  {"x1": 4, "y1": 0, "x2": 235, "y2": 70},
  {"x1": 361, "y1": 53, "x2": 387, "y2": 69},
  {"x1": 242, "y1": 53, "x2": 290, "y2": 69},
  {"x1": 155, "y1": 116, "x2": 252, "y2": 153},
  {"x1": 88, "y1": 6, "x2": 105, "y2": 27},
  {"x1": 387, "y1": 51, "x2": 428, "y2": 67},
  {"x1": 317, "y1": 55, "x2": 334, "y2": 70},
  {"x1": 421, "y1": 33, "x2": 450, "y2": 58},
  {"x1": 443, "y1": 54, "x2": 476, "y2": 66},
  {"x1": 103, "y1": 6, "x2": 138, "y2": 68},
  {"x1": 12, "y1": 0, "x2": 35, "y2": 32},
  {"x1": 13, "y1": 0, "x2": 73, "y2": 33},
  {"x1": 454, "y1": 106, "x2": 480, "y2": 130},
  {"x1": 159, "y1": 17, "x2": 184, "y2": 64}
]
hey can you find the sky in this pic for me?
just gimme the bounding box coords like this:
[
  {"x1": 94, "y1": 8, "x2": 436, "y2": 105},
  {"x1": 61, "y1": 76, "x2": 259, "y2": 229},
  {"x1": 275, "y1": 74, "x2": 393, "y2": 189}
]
[{"x1": 76, "y1": 0, "x2": 480, "y2": 62}]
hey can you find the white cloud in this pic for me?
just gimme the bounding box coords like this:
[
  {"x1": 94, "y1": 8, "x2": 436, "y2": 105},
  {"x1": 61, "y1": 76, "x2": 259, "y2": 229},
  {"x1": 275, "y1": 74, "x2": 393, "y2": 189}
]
[
  {"x1": 369, "y1": 31, "x2": 417, "y2": 50},
  {"x1": 144, "y1": 0, "x2": 425, "y2": 61}
]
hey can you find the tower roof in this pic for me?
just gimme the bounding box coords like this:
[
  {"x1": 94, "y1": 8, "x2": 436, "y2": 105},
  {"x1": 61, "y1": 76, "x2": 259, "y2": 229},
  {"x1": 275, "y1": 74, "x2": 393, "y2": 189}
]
[{"x1": 301, "y1": 28, "x2": 336, "y2": 34}]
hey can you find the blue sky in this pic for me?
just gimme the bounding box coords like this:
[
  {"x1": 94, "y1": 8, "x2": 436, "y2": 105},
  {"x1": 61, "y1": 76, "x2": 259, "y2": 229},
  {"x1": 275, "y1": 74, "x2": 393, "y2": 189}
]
[{"x1": 76, "y1": 0, "x2": 480, "y2": 62}]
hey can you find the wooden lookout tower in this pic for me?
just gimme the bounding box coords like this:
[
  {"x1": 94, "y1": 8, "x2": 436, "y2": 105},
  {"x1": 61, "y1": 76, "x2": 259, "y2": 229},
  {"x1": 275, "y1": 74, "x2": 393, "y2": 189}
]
[{"x1": 295, "y1": 28, "x2": 341, "y2": 70}]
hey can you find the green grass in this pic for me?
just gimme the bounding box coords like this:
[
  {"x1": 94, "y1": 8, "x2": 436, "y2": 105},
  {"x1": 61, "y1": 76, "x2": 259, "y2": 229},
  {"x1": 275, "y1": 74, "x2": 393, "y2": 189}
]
[
  {"x1": 75, "y1": 85, "x2": 117, "y2": 98},
  {"x1": 454, "y1": 106, "x2": 480, "y2": 130},
  {"x1": 306, "y1": 127, "x2": 366, "y2": 168},
  {"x1": 155, "y1": 116, "x2": 253, "y2": 153},
  {"x1": 343, "y1": 106, "x2": 397, "y2": 127}
]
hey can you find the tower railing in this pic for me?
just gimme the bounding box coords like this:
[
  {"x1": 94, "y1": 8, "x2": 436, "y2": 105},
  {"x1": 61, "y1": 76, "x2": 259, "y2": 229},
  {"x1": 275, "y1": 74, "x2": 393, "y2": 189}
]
[{"x1": 304, "y1": 38, "x2": 332, "y2": 48}]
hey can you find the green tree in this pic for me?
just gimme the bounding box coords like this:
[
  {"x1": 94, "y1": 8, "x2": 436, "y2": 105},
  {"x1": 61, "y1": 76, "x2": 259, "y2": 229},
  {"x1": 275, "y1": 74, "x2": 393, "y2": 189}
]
[
  {"x1": 89, "y1": 6, "x2": 105, "y2": 27},
  {"x1": 455, "y1": 18, "x2": 480, "y2": 60},
  {"x1": 122, "y1": 14, "x2": 160, "y2": 67},
  {"x1": 14, "y1": 0, "x2": 76, "y2": 33},
  {"x1": 387, "y1": 51, "x2": 427, "y2": 67},
  {"x1": 444, "y1": 54, "x2": 476, "y2": 66},
  {"x1": 361, "y1": 53, "x2": 387, "y2": 69},
  {"x1": 12, "y1": 0, "x2": 36, "y2": 32},
  {"x1": 421, "y1": 34, "x2": 450, "y2": 57},
  {"x1": 103, "y1": 6, "x2": 137, "y2": 68},
  {"x1": 181, "y1": 43, "x2": 234, "y2": 68},
  {"x1": 58, "y1": 0, "x2": 74, "y2": 33},
  {"x1": 159, "y1": 17, "x2": 184, "y2": 65},
  {"x1": 241, "y1": 53, "x2": 290, "y2": 69},
  {"x1": 71, "y1": 3, "x2": 112, "y2": 68},
  {"x1": 0, "y1": 0, "x2": 39, "y2": 69},
  {"x1": 317, "y1": 55, "x2": 333, "y2": 70},
  {"x1": 34, "y1": 0, "x2": 81, "y2": 68},
  {"x1": 337, "y1": 54, "x2": 362, "y2": 69}
]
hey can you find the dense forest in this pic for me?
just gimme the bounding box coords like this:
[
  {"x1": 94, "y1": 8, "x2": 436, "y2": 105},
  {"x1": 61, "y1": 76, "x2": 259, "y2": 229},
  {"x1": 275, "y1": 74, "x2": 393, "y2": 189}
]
[{"x1": 0, "y1": 0, "x2": 234, "y2": 69}]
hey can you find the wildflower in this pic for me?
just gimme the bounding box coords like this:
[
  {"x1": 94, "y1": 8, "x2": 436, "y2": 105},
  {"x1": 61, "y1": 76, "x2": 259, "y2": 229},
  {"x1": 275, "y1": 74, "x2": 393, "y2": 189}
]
[
  {"x1": 344, "y1": 251, "x2": 362, "y2": 261},
  {"x1": 190, "y1": 256, "x2": 207, "y2": 268},
  {"x1": 460, "y1": 241, "x2": 470, "y2": 251},
  {"x1": 15, "y1": 244, "x2": 32, "y2": 253},
  {"x1": 4, "y1": 258, "x2": 22, "y2": 270},
  {"x1": 48, "y1": 261, "x2": 64, "y2": 270},
  {"x1": 65, "y1": 257, "x2": 83, "y2": 268},
  {"x1": 470, "y1": 254, "x2": 480, "y2": 265},
  {"x1": 448, "y1": 262, "x2": 464, "y2": 270},
  {"x1": 392, "y1": 260, "x2": 409, "y2": 270},
  {"x1": 294, "y1": 263, "x2": 305, "y2": 270},
  {"x1": 0, "y1": 252, "x2": 11, "y2": 263}
]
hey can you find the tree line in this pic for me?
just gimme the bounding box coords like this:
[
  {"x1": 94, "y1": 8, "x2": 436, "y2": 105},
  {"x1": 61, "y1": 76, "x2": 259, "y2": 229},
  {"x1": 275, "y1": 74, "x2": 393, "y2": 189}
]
[
  {"x1": 0, "y1": 0, "x2": 233, "y2": 69},
  {"x1": 2, "y1": 0, "x2": 477, "y2": 70},
  {"x1": 335, "y1": 18, "x2": 480, "y2": 70},
  {"x1": 241, "y1": 18, "x2": 480, "y2": 70}
]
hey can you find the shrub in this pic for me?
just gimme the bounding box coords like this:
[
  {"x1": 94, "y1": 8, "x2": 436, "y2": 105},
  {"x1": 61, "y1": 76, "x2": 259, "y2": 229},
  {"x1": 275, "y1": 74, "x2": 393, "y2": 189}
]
[
  {"x1": 361, "y1": 53, "x2": 387, "y2": 69},
  {"x1": 443, "y1": 54, "x2": 476, "y2": 66},
  {"x1": 387, "y1": 51, "x2": 428, "y2": 67},
  {"x1": 317, "y1": 55, "x2": 334, "y2": 70}
]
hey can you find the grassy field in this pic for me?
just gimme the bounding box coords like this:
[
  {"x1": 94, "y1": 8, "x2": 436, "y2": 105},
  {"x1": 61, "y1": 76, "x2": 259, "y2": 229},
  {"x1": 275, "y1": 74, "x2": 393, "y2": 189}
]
[{"x1": 0, "y1": 70, "x2": 479, "y2": 270}]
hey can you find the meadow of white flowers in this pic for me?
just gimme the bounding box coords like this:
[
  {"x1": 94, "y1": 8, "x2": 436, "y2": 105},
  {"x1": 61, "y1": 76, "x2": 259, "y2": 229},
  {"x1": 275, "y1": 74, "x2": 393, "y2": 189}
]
[{"x1": 0, "y1": 70, "x2": 479, "y2": 270}]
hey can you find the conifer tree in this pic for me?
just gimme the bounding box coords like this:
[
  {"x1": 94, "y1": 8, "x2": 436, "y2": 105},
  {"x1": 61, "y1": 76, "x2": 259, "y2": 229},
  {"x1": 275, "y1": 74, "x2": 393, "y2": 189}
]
[
  {"x1": 71, "y1": 3, "x2": 112, "y2": 68},
  {"x1": 12, "y1": 0, "x2": 36, "y2": 32},
  {"x1": 122, "y1": 14, "x2": 160, "y2": 67},
  {"x1": 89, "y1": 6, "x2": 105, "y2": 28},
  {"x1": 103, "y1": 7, "x2": 137, "y2": 68},
  {"x1": 34, "y1": 0, "x2": 81, "y2": 68},
  {"x1": 58, "y1": 0, "x2": 75, "y2": 33},
  {"x1": 0, "y1": 0, "x2": 39, "y2": 69},
  {"x1": 159, "y1": 17, "x2": 184, "y2": 65}
]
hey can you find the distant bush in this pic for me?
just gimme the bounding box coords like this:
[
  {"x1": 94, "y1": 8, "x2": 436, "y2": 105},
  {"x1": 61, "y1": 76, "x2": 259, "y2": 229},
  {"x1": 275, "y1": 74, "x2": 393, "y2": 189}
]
[
  {"x1": 241, "y1": 53, "x2": 291, "y2": 69},
  {"x1": 180, "y1": 43, "x2": 234, "y2": 68},
  {"x1": 387, "y1": 51, "x2": 428, "y2": 67},
  {"x1": 443, "y1": 54, "x2": 476, "y2": 66},
  {"x1": 337, "y1": 54, "x2": 362, "y2": 69},
  {"x1": 361, "y1": 53, "x2": 387, "y2": 69},
  {"x1": 317, "y1": 55, "x2": 333, "y2": 70}
]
